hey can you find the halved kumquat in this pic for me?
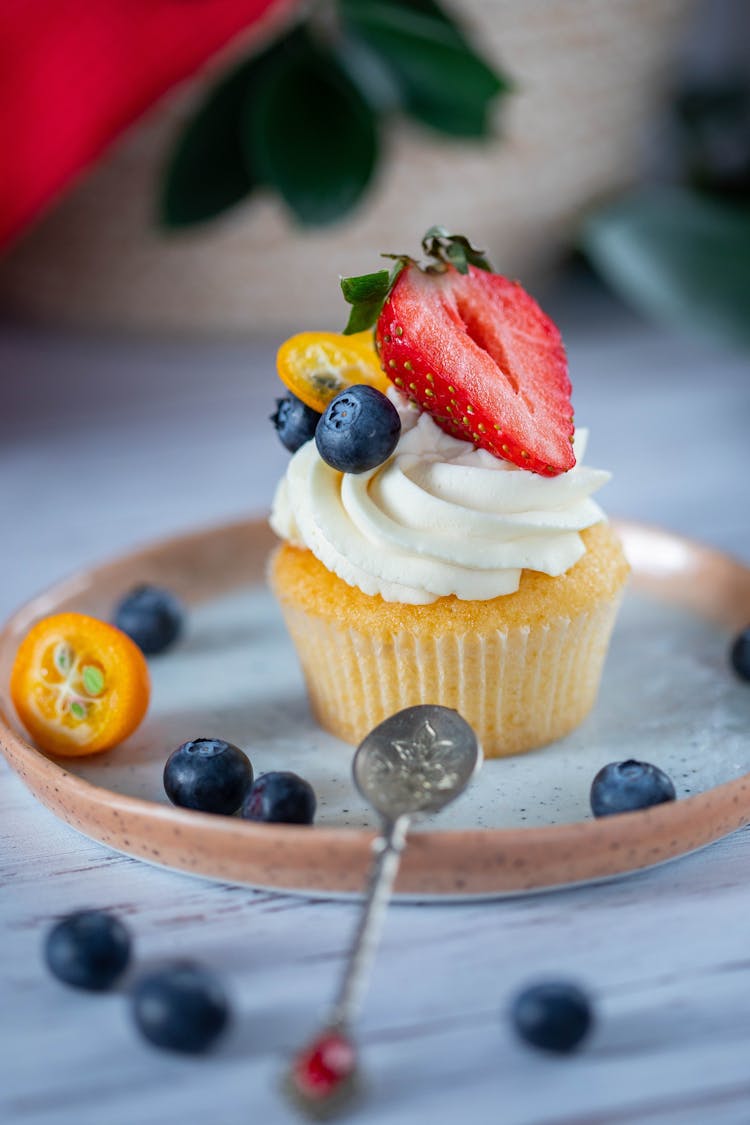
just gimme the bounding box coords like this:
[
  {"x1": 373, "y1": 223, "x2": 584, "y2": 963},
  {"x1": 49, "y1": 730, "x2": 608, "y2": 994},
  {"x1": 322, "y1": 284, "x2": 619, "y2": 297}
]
[
  {"x1": 10, "y1": 613, "x2": 150, "y2": 757},
  {"x1": 276, "y1": 330, "x2": 390, "y2": 413}
]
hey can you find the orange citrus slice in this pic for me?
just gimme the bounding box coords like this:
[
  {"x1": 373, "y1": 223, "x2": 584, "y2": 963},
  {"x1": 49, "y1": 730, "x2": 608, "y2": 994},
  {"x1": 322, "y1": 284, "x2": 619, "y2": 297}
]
[
  {"x1": 276, "y1": 330, "x2": 391, "y2": 413},
  {"x1": 10, "y1": 613, "x2": 150, "y2": 757}
]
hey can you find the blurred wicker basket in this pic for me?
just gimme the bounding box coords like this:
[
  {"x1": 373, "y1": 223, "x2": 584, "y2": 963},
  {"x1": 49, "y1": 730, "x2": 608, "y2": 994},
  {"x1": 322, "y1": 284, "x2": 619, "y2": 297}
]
[{"x1": 0, "y1": 0, "x2": 694, "y2": 336}]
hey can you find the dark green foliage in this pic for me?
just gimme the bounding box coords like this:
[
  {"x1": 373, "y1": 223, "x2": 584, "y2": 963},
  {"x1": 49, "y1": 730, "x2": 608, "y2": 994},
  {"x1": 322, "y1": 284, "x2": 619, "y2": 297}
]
[
  {"x1": 583, "y1": 78, "x2": 750, "y2": 348},
  {"x1": 161, "y1": 1, "x2": 511, "y2": 230}
]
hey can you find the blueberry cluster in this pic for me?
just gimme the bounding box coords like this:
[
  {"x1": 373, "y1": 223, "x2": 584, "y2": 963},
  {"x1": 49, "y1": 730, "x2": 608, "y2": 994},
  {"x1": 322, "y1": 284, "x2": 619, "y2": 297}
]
[
  {"x1": 273, "y1": 385, "x2": 401, "y2": 474},
  {"x1": 163, "y1": 737, "x2": 316, "y2": 825},
  {"x1": 45, "y1": 906, "x2": 597, "y2": 1060},
  {"x1": 44, "y1": 910, "x2": 228, "y2": 1054}
]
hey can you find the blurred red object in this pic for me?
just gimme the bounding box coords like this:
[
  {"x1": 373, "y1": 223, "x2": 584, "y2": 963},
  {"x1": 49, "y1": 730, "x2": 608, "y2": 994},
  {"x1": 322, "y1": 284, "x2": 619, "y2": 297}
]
[{"x1": 0, "y1": 0, "x2": 289, "y2": 249}]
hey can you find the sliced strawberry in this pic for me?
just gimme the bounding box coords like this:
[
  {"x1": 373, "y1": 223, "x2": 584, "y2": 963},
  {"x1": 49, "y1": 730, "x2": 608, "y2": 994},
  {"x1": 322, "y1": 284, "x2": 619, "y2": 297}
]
[{"x1": 376, "y1": 263, "x2": 575, "y2": 475}]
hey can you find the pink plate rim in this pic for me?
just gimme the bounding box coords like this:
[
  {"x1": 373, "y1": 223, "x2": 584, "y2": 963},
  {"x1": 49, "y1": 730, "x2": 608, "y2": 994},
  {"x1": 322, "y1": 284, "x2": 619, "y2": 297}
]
[{"x1": 1, "y1": 517, "x2": 749, "y2": 898}]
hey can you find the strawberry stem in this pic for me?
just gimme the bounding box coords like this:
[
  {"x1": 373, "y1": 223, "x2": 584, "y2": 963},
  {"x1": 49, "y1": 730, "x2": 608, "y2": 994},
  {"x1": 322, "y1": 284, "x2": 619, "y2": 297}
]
[
  {"x1": 421, "y1": 226, "x2": 493, "y2": 274},
  {"x1": 340, "y1": 229, "x2": 493, "y2": 334}
]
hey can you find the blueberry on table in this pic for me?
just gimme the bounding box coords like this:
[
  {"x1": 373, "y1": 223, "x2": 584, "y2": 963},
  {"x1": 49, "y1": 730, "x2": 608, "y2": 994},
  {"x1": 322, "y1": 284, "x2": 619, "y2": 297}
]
[
  {"x1": 272, "y1": 394, "x2": 321, "y2": 453},
  {"x1": 511, "y1": 981, "x2": 593, "y2": 1053},
  {"x1": 131, "y1": 964, "x2": 229, "y2": 1054},
  {"x1": 241, "y1": 771, "x2": 316, "y2": 825},
  {"x1": 730, "y1": 626, "x2": 750, "y2": 681},
  {"x1": 315, "y1": 385, "x2": 401, "y2": 474},
  {"x1": 164, "y1": 738, "x2": 253, "y2": 815},
  {"x1": 44, "y1": 910, "x2": 132, "y2": 991},
  {"x1": 590, "y1": 759, "x2": 676, "y2": 818},
  {"x1": 114, "y1": 584, "x2": 184, "y2": 655}
]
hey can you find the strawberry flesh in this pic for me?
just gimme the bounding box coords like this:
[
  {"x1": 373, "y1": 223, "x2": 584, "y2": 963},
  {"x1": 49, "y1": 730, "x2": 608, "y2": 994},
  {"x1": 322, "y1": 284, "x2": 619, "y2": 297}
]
[{"x1": 376, "y1": 264, "x2": 575, "y2": 475}]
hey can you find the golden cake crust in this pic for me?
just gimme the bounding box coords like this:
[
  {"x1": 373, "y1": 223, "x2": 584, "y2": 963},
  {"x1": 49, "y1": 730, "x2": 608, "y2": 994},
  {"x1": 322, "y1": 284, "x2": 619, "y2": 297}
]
[
  {"x1": 269, "y1": 522, "x2": 629, "y2": 755},
  {"x1": 269, "y1": 521, "x2": 629, "y2": 633}
]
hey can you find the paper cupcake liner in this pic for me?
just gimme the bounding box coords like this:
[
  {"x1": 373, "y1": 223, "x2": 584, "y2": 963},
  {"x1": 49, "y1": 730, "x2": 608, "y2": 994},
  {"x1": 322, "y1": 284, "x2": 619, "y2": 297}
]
[{"x1": 277, "y1": 594, "x2": 623, "y2": 758}]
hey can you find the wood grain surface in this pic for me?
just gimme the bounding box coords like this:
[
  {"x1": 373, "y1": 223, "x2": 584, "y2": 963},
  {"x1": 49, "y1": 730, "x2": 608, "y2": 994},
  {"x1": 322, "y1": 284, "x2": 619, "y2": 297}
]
[{"x1": 2, "y1": 281, "x2": 749, "y2": 1124}]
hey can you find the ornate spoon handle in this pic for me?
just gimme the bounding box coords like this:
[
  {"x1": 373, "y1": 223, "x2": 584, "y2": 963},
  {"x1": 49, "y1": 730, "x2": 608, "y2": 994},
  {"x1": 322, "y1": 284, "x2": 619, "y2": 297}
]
[
  {"x1": 285, "y1": 706, "x2": 480, "y2": 1118},
  {"x1": 285, "y1": 814, "x2": 410, "y2": 1118},
  {"x1": 328, "y1": 813, "x2": 410, "y2": 1031}
]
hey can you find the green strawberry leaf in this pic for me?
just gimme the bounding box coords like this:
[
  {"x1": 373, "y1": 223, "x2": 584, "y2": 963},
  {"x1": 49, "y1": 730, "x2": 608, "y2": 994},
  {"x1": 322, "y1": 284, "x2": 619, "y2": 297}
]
[
  {"x1": 583, "y1": 188, "x2": 750, "y2": 347},
  {"x1": 341, "y1": 262, "x2": 406, "y2": 333},
  {"x1": 422, "y1": 228, "x2": 493, "y2": 273},
  {"x1": 342, "y1": 297, "x2": 386, "y2": 335},
  {"x1": 243, "y1": 32, "x2": 379, "y2": 227},
  {"x1": 340, "y1": 1, "x2": 510, "y2": 139},
  {"x1": 341, "y1": 269, "x2": 392, "y2": 305},
  {"x1": 160, "y1": 58, "x2": 260, "y2": 228}
]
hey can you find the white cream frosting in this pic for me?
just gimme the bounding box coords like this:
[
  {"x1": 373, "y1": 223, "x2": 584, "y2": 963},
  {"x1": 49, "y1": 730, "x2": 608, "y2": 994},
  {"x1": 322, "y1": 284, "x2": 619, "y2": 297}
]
[{"x1": 270, "y1": 392, "x2": 610, "y2": 604}]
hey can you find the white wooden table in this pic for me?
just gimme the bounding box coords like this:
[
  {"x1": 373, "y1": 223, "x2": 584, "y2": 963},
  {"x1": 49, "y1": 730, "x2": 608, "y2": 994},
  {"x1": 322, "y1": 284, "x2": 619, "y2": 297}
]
[{"x1": 2, "y1": 281, "x2": 750, "y2": 1125}]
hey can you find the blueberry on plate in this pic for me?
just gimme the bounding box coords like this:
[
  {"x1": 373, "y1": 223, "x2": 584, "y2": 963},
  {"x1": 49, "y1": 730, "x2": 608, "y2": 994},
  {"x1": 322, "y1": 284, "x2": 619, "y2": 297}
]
[
  {"x1": 44, "y1": 909, "x2": 132, "y2": 991},
  {"x1": 131, "y1": 964, "x2": 229, "y2": 1054},
  {"x1": 730, "y1": 626, "x2": 750, "y2": 682},
  {"x1": 114, "y1": 584, "x2": 184, "y2": 655},
  {"x1": 164, "y1": 738, "x2": 253, "y2": 815},
  {"x1": 272, "y1": 394, "x2": 321, "y2": 453},
  {"x1": 590, "y1": 759, "x2": 676, "y2": 818},
  {"x1": 241, "y1": 771, "x2": 316, "y2": 825},
  {"x1": 511, "y1": 981, "x2": 593, "y2": 1053},
  {"x1": 315, "y1": 385, "x2": 401, "y2": 474}
]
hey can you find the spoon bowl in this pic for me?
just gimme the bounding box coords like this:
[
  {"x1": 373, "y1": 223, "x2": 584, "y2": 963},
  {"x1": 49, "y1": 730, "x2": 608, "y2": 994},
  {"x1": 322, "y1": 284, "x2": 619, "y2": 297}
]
[{"x1": 352, "y1": 705, "x2": 482, "y2": 821}]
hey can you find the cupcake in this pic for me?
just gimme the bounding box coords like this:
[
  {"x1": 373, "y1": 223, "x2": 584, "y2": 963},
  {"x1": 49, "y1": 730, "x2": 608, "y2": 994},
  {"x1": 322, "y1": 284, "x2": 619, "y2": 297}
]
[{"x1": 269, "y1": 230, "x2": 628, "y2": 757}]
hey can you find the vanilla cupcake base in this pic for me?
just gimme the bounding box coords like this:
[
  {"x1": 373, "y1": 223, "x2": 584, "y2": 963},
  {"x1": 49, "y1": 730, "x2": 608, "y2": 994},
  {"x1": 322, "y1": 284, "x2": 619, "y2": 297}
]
[{"x1": 269, "y1": 523, "x2": 629, "y2": 758}]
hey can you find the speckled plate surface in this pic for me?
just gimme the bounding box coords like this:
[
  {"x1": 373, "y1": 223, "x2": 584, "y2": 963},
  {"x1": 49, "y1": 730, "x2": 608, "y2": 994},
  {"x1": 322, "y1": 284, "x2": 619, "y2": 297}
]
[{"x1": 1, "y1": 519, "x2": 749, "y2": 899}]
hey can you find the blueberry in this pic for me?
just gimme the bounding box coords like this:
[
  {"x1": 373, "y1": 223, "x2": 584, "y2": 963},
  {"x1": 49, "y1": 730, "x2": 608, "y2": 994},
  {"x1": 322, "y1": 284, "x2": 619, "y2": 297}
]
[
  {"x1": 272, "y1": 394, "x2": 322, "y2": 453},
  {"x1": 131, "y1": 964, "x2": 229, "y2": 1054},
  {"x1": 590, "y1": 759, "x2": 676, "y2": 817},
  {"x1": 241, "y1": 771, "x2": 316, "y2": 825},
  {"x1": 730, "y1": 626, "x2": 750, "y2": 681},
  {"x1": 511, "y1": 981, "x2": 593, "y2": 1053},
  {"x1": 44, "y1": 910, "x2": 131, "y2": 991},
  {"x1": 164, "y1": 738, "x2": 253, "y2": 815},
  {"x1": 114, "y1": 584, "x2": 184, "y2": 655},
  {"x1": 315, "y1": 385, "x2": 401, "y2": 474}
]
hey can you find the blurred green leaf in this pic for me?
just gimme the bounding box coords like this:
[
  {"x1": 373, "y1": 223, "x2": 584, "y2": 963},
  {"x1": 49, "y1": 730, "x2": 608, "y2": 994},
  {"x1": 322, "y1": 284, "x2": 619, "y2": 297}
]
[
  {"x1": 243, "y1": 33, "x2": 378, "y2": 226},
  {"x1": 583, "y1": 188, "x2": 750, "y2": 347},
  {"x1": 342, "y1": 0, "x2": 465, "y2": 40},
  {"x1": 160, "y1": 60, "x2": 259, "y2": 227},
  {"x1": 341, "y1": 1, "x2": 509, "y2": 138}
]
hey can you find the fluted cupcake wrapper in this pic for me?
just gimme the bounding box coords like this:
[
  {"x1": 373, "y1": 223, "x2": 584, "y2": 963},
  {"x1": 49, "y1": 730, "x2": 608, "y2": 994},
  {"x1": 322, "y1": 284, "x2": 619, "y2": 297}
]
[{"x1": 277, "y1": 593, "x2": 623, "y2": 758}]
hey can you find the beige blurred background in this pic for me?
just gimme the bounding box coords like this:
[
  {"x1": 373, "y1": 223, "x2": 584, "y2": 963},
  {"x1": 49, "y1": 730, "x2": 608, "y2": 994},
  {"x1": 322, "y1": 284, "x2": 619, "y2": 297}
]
[{"x1": 0, "y1": 0, "x2": 697, "y2": 336}]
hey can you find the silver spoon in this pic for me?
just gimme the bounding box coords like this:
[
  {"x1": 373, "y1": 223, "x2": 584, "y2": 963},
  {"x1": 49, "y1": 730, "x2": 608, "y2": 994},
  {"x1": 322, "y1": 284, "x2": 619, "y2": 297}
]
[{"x1": 286, "y1": 705, "x2": 482, "y2": 1118}]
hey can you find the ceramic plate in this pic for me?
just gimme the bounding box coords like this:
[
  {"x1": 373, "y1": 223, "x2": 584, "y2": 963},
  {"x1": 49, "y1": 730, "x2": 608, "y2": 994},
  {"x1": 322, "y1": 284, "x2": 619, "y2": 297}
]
[{"x1": 1, "y1": 519, "x2": 749, "y2": 899}]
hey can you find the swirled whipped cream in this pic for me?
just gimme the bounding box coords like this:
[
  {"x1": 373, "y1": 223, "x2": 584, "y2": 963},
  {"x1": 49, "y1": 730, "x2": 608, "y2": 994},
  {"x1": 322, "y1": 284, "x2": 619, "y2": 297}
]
[{"x1": 270, "y1": 392, "x2": 610, "y2": 604}]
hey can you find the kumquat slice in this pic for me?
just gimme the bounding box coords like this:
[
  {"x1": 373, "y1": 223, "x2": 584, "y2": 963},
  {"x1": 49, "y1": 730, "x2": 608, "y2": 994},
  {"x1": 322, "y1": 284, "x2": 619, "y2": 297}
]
[
  {"x1": 276, "y1": 330, "x2": 391, "y2": 414},
  {"x1": 10, "y1": 613, "x2": 150, "y2": 757}
]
